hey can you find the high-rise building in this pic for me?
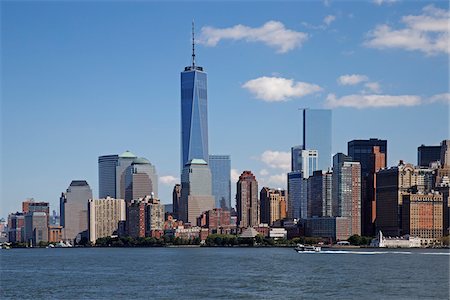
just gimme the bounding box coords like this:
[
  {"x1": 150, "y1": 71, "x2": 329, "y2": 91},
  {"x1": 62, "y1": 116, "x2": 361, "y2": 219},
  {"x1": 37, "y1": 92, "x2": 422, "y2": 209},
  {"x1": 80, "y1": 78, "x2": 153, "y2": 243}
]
[
  {"x1": 348, "y1": 139, "x2": 387, "y2": 236},
  {"x1": 145, "y1": 196, "x2": 165, "y2": 232},
  {"x1": 60, "y1": 180, "x2": 93, "y2": 243},
  {"x1": 180, "y1": 159, "x2": 215, "y2": 224},
  {"x1": 22, "y1": 199, "x2": 50, "y2": 226},
  {"x1": 7, "y1": 212, "x2": 25, "y2": 242},
  {"x1": 260, "y1": 187, "x2": 287, "y2": 225},
  {"x1": 332, "y1": 153, "x2": 361, "y2": 236},
  {"x1": 287, "y1": 171, "x2": 303, "y2": 219},
  {"x1": 116, "y1": 151, "x2": 138, "y2": 200},
  {"x1": 24, "y1": 212, "x2": 48, "y2": 246},
  {"x1": 98, "y1": 154, "x2": 119, "y2": 198},
  {"x1": 417, "y1": 144, "x2": 441, "y2": 167},
  {"x1": 291, "y1": 145, "x2": 303, "y2": 172},
  {"x1": 308, "y1": 170, "x2": 333, "y2": 218},
  {"x1": 181, "y1": 25, "x2": 209, "y2": 170},
  {"x1": 303, "y1": 109, "x2": 332, "y2": 171},
  {"x1": 209, "y1": 155, "x2": 231, "y2": 209},
  {"x1": 88, "y1": 197, "x2": 126, "y2": 243},
  {"x1": 236, "y1": 171, "x2": 259, "y2": 228},
  {"x1": 124, "y1": 157, "x2": 158, "y2": 201},
  {"x1": 292, "y1": 149, "x2": 319, "y2": 179},
  {"x1": 172, "y1": 184, "x2": 181, "y2": 219},
  {"x1": 441, "y1": 140, "x2": 450, "y2": 167}
]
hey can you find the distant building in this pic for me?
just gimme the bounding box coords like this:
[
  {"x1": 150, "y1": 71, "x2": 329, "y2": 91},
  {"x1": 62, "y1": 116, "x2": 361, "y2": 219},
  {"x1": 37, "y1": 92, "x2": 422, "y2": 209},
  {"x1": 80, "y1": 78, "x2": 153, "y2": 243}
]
[
  {"x1": 332, "y1": 153, "x2": 361, "y2": 236},
  {"x1": 180, "y1": 159, "x2": 215, "y2": 224},
  {"x1": 116, "y1": 151, "x2": 138, "y2": 200},
  {"x1": 307, "y1": 170, "x2": 333, "y2": 218},
  {"x1": 172, "y1": 184, "x2": 181, "y2": 219},
  {"x1": 24, "y1": 212, "x2": 48, "y2": 246},
  {"x1": 291, "y1": 145, "x2": 303, "y2": 172},
  {"x1": 125, "y1": 195, "x2": 165, "y2": 238},
  {"x1": 60, "y1": 180, "x2": 93, "y2": 243},
  {"x1": 302, "y1": 109, "x2": 332, "y2": 171},
  {"x1": 348, "y1": 139, "x2": 387, "y2": 237},
  {"x1": 197, "y1": 208, "x2": 232, "y2": 234},
  {"x1": 98, "y1": 154, "x2": 119, "y2": 198},
  {"x1": 287, "y1": 171, "x2": 305, "y2": 219},
  {"x1": 88, "y1": 197, "x2": 126, "y2": 243},
  {"x1": 209, "y1": 155, "x2": 231, "y2": 209},
  {"x1": 304, "y1": 217, "x2": 351, "y2": 241},
  {"x1": 146, "y1": 197, "x2": 165, "y2": 232},
  {"x1": 402, "y1": 192, "x2": 443, "y2": 246},
  {"x1": 124, "y1": 157, "x2": 158, "y2": 201},
  {"x1": 260, "y1": 187, "x2": 287, "y2": 225},
  {"x1": 417, "y1": 144, "x2": 441, "y2": 167},
  {"x1": 22, "y1": 199, "x2": 50, "y2": 215},
  {"x1": 48, "y1": 225, "x2": 63, "y2": 243},
  {"x1": 441, "y1": 140, "x2": 450, "y2": 167},
  {"x1": 7, "y1": 212, "x2": 25, "y2": 242},
  {"x1": 236, "y1": 171, "x2": 259, "y2": 228}
]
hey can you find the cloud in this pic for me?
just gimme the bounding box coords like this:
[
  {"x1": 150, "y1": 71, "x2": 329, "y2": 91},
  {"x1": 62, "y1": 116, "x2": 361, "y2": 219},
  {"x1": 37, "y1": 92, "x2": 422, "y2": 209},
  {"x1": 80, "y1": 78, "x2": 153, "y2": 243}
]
[
  {"x1": 267, "y1": 173, "x2": 288, "y2": 187},
  {"x1": 199, "y1": 21, "x2": 308, "y2": 53},
  {"x1": 326, "y1": 93, "x2": 421, "y2": 109},
  {"x1": 159, "y1": 175, "x2": 178, "y2": 186},
  {"x1": 364, "y1": 82, "x2": 382, "y2": 93},
  {"x1": 373, "y1": 0, "x2": 399, "y2": 5},
  {"x1": 231, "y1": 169, "x2": 241, "y2": 183},
  {"x1": 242, "y1": 76, "x2": 322, "y2": 102},
  {"x1": 337, "y1": 74, "x2": 369, "y2": 85},
  {"x1": 260, "y1": 150, "x2": 291, "y2": 171},
  {"x1": 365, "y1": 5, "x2": 449, "y2": 55},
  {"x1": 259, "y1": 169, "x2": 269, "y2": 176},
  {"x1": 429, "y1": 93, "x2": 450, "y2": 104},
  {"x1": 323, "y1": 15, "x2": 336, "y2": 26}
]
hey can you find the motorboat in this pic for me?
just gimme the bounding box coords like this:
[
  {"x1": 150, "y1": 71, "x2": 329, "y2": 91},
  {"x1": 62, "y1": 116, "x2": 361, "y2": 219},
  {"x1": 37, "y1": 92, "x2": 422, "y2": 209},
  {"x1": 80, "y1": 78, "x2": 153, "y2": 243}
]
[{"x1": 294, "y1": 244, "x2": 321, "y2": 252}]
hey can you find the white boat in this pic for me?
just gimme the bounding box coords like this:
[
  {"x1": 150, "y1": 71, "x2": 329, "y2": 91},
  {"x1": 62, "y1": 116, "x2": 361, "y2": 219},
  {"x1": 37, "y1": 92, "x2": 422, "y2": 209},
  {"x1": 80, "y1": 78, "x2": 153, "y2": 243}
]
[{"x1": 294, "y1": 244, "x2": 321, "y2": 252}]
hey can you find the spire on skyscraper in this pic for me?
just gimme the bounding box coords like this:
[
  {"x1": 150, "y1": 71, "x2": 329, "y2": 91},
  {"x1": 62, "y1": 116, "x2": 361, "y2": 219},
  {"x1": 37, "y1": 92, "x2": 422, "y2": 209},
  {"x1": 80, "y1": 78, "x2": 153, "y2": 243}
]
[{"x1": 192, "y1": 20, "x2": 196, "y2": 67}]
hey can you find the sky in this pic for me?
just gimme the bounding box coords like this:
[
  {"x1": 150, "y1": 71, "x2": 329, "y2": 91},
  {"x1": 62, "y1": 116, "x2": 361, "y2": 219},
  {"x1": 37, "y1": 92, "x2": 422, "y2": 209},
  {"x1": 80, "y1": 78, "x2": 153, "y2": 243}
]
[{"x1": 1, "y1": 0, "x2": 449, "y2": 218}]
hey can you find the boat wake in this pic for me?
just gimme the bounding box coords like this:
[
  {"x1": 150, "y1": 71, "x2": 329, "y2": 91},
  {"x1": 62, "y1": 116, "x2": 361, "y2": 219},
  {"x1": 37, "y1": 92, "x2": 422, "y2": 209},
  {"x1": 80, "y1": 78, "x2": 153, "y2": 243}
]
[{"x1": 316, "y1": 250, "x2": 450, "y2": 256}]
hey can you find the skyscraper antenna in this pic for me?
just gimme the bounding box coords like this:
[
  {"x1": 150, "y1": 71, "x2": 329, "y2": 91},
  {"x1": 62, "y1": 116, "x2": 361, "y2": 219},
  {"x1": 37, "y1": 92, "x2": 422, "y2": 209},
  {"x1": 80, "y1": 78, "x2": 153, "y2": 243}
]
[{"x1": 192, "y1": 20, "x2": 196, "y2": 67}]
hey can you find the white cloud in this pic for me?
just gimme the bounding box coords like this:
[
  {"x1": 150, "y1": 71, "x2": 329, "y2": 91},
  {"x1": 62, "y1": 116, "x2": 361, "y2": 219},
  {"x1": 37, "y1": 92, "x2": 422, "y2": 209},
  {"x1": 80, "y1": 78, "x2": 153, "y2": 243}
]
[
  {"x1": 231, "y1": 169, "x2": 241, "y2": 183},
  {"x1": 159, "y1": 175, "x2": 178, "y2": 186},
  {"x1": 337, "y1": 74, "x2": 369, "y2": 85},
  {"x1": 373, "y1": 0, "x2": 399, "y2": 6},
  {"x1": 260, "y1": 150, "x2": 291, "y2": 171},
  {"x1": 429, "y1": 93, "x2": 450, "y2": 104},
  {"x1": 326, "y1": 93, "x2": 421, "y2": 109},
  {"x1": 242, "y1": 76, "x2": 322, "y2": 102},
  {"x1": 323, "y1": 15, "x2": 336, "y2": 26},
  {"x1": 267, "y1": 173, "x2": 287, "y2": 187},
  {"x1": 259, "y1": 169, "x2": 269, "y2": 176},
  {"x1": 365, "y1": 5, "x2": 449, "y2": 55},
  {"x1": 199, "y1": 21, "x2": 308, "y2": 53},
  {"x1": 364, "y1": 82, "x2": 382, "y2": 93}
]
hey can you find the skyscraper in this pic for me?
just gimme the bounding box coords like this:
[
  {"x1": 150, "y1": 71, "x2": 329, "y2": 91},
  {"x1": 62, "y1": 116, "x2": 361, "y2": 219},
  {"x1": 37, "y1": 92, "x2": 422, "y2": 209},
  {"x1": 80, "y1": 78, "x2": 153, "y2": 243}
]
[
  {"x1": 417, "y1": 144, "x2": 441, "y2": 167},
  {"x1": 287, "y1": 171, "x2": 303, "y2": 219},
  {"x1": 172, "y1": 184, "x2": 181, "y2": 219},
  {"x1": 236, "y1": 171, "x2": 259, "y2": 228},
  {"x1": 260, "y1": 187, "x2": 287, "y2": 225},
  {"x1": 308, "y1": 170, "x2": 333, "y2": 218},
  {"x1": 116, "y1": 151, "x2": 138, "y2": 200},
  {"x1": 181, "y1": 24, "x2": 209, "y2": 170},
  {"x1": 180, "y1": 159, "x2": 215, "y2": 224},
  {"x1": 291, "y1": 145, "x2": 303, "y2": 172},
  {"x1": 348, "y1": 139, "x2": 387, "y2": 236},
  {"x1": 303, "y1": 109, "x2": 332, "y2": 171},
  {"x1": 297, "y1": 149, "x2": 319, "y2": 179},
  {"x1": 88, "y1": 197, "x2": 126, "y2": 244},
  {"x1": 98, "y1": 154, "x2": 119, "y2": 198},
  {"x1": 124, "y1": 157, "x2": 158, "y2": 201},
  {"x1": 209, "y1": 155, "x2": 231, "y2": 209}
]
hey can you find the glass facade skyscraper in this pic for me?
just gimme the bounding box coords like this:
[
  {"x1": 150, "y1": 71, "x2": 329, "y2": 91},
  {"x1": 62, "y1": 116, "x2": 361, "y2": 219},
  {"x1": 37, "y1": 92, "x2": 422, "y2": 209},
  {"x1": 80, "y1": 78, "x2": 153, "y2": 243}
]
[
  {"x1": 209, "y1": 155, "x2": 231, "y2": 209},
  {"x1": 303, "y1": 109, "x2": 332, "y2": 171},
  {"x1": 98, "y1": 155, "x2": 119, "y2": 198}
]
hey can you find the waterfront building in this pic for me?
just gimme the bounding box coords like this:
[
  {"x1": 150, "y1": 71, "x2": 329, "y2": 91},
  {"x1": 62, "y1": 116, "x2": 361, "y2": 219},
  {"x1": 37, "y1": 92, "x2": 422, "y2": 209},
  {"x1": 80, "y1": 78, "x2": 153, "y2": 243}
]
[
  {"x1": 60, "y1": 180, "x2": 93, "y2": 243},
  {"x1": 126, "y1": 200, "x2": 146, "y2": 238},
  {"x1": 24, "y1": 212, "x2": 48, "y2": 246},
  {"x1": 332, "y1": 153, "x2": 361, "y2": 236},
  {"x1": 48, "y1": 225, "x2": 63, "y2": 243},
  {"x1": 116, "y1": 151, "x2": 138, "y2": 200},
  {"x1": 180, "y1": 159, "x2": 215, "y2": 224},
  {"x1": 7, "y1": 212, "x2": 25, "y2": 242},
  {"x1": 236, "y1": 171, "x2": 259, "y2": 228},
  {"x1": 307, "y1": 170, "x2": 333, "y2": 218},
  {"x1": 402, "y1": 192, "x2": 443, "y2": 246},
  {"x1": 269, "y1": 228, "x2": 287, "y2": 239},
  {"x1": 181, "y1": 25, "x2": 209, "y2": 170},
  {"x1": 197, "y1": 208, "x2": 232, "y2": 234},
  {"x1": 88, "y1": 197, "x2": 126, "y2": 243},
  {"x1": 98, "y1": 154, "x2": 119, "y2": 198},
  {"x1": 209, "y1": 155, "x2": 231, "y2": 209},
  {"x1": 260, "y1": 187, "x2": 287, "y2": 225},
  {"x1": 304, "y1": 217, "x2": 351, "y2": 241},
  {"x1": 172, "y1": 184, "x2": 181, "y2": 219},
  {"x1": 348, "y1": 139, "x2": 387, "y2": 237},
  {"x1": 370, "y1": 231, "x2": 421, "y2": 248},
  {"x1": 124, "y1": 157, "x2": 158, "y2": 201},
  {"x1": 302, "y1": 109, "x2": 332, "y2": 171},
  {"x1": 287, "y1": 171, "x2": 306, "y2": 219},
  {"x1": 145, "y1": 196, "x2": 165, "y2": 232},
  {"x1": 417, "y1": 144, "x2": 441, "y2": 167}
]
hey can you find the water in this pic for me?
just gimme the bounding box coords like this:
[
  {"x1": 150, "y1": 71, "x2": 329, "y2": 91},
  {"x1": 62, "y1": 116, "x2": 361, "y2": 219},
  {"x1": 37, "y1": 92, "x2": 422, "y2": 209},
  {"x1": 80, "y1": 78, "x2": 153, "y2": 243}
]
[{"x1": 1, "y1": 247, "x2": 449, "y2": 299}]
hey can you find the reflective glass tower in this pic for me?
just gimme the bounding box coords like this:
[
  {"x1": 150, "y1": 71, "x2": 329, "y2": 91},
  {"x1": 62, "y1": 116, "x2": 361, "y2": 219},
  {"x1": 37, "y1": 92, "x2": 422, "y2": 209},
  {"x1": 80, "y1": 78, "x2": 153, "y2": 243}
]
[
  {"x1": 181, "y1": 23, "x2": 209, "y2": 170},
  {"x1": 209, "y1": 155, "x2": 231, "y2": 209},
  {"x1": 303, "y1": 109, "x2": 332, "y2": 171}
]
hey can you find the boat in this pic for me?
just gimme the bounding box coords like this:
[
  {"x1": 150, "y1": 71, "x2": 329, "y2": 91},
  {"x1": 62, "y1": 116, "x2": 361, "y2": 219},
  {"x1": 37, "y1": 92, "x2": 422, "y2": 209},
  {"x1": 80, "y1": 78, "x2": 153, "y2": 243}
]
[{"x1": 294, "y1": 244, "x2": 321, "y2": 252}]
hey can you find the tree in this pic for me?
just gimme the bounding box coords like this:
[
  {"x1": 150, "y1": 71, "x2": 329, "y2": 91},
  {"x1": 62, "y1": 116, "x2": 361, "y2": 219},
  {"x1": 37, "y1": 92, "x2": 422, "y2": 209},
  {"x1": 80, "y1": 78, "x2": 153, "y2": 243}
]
[{"x1": 348, "y1": 234, "x2": 361, "y2": 245}]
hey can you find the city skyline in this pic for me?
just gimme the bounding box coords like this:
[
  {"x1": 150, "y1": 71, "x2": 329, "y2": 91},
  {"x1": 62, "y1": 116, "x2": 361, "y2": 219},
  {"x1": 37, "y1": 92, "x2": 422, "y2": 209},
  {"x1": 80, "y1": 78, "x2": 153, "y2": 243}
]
[{"x1": 2, "y1": 1, "x2": 449, "y2": 217}]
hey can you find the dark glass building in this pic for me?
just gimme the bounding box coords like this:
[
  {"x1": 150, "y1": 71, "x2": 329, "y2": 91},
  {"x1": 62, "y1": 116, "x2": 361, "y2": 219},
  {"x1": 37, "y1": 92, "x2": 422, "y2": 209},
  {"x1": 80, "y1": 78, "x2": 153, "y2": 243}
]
[
  {"x1": 98, "y1": 155, "x2": 119, "y2": 198},
  {"x1": 417, "y1": 144, "x2": 441, "y2": 167}
]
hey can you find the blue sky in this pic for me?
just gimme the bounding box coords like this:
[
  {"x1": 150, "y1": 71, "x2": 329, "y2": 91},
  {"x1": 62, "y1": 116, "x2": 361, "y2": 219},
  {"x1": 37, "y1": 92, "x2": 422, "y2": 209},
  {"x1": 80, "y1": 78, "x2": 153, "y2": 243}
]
[{"x1": 1, "y1": 1, "x2": 449, "y2": 218}]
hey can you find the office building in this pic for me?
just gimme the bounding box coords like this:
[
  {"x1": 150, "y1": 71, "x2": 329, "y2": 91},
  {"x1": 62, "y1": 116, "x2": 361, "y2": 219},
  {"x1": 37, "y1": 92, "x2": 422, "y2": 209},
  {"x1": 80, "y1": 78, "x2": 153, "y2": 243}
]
[
  {"x1": 348, "y1": 139, "x2": 387, "y2": 236},
  {"x1": 291, "y1": 145, "x2": 303, "y2": 172},
  {"x1": 417, "y1": 144, "x2": 441, "y2": 167},
  {"x1": 287, "y1": 171, "x2": 307, "y2": 219},
  {"x1": 209, "y1": 155, "x2": 231, "y2": 209},
  {"x1": 305, "y1": 217, "x2": 351, "y2": 241},
  {"x1": 294, "y1": 149, "x2": 319, "y2": 179},
  {"x1": 180, "y1": 159, "x2": 215, "y2": 224},
  {"x1": 124, "y1": 157, "x2": 158, "y2": 201},
  {"x1": 308, "y1": 170, "x2": 333, "y2": 218},
  {"x1": 48, "y1": 225, "x2": 63, "y2": 243},
  {"x1": 145, "y1": 196, "x2": 165, "y2": 232},
  {"x1": 236, "y1": 171, "x2": 259, "y2": 228},
  {"x1": 332, "y1": 153, "x2": 361, "y2": 236},
  {"x1": 98, "y1": 154, "x2": 119, "y2": 198},
  {"x1": 116, "y1": 151, "x2": 138, "y2": 200},
  {"x1": 88, "y1": 197, "x2": 126, "y2": 243},
  {"x1": 181, "y1": 26, "x2": 209, "y2": 169},
  {"x1": 172, "y1": 184, "x2": 181, "y2": 219},
  {"x1": 24, "y1": 212, "x2": 48, "y2": 246},
  {"x1": 302, "y1": 109, "x2": 332, "y2": 171},
  {"x1": 260, "y1": 187, "x2": 287, "y2": 225},
  {"x1": 22, "y1": 199, "x2": 50, "y2": 215},
  {"x1": 7, "y1": 212, "x2": 25, "y2": 242},
  {"x1": 441, "y1": 140, "x2": 450, "y2": 167},
  {"x1": 197, "y1": 208, "x2": 232, "y2": 234},
  {"x1": 60, "y1": 180, "x2": 93, "y2": 243},
  {"x1": 402, "y1": 192, "x2": 443, "y2": 246}
]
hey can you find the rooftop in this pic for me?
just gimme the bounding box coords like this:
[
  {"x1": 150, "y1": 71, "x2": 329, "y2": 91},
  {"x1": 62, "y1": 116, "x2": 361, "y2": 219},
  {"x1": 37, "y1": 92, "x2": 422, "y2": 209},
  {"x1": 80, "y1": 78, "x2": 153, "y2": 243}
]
[{"x1": 119, "y1": 150, "x2": 137, "y2": 159}]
